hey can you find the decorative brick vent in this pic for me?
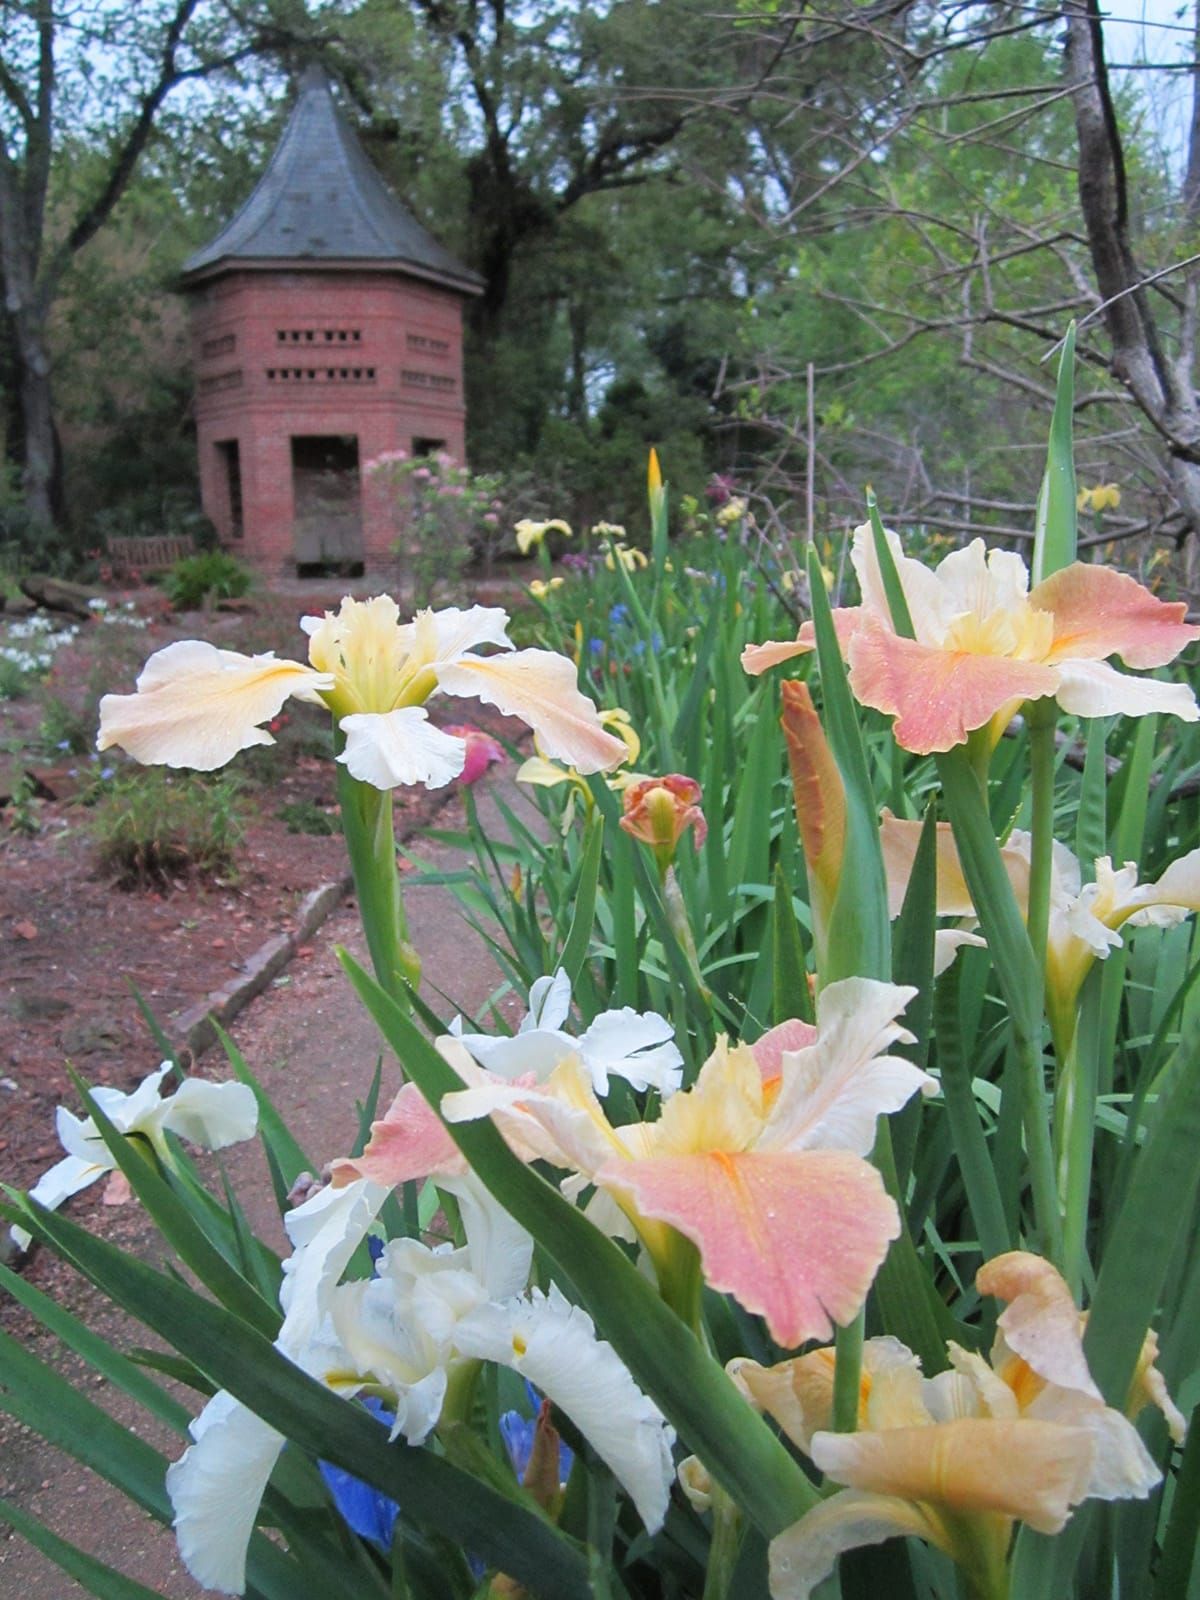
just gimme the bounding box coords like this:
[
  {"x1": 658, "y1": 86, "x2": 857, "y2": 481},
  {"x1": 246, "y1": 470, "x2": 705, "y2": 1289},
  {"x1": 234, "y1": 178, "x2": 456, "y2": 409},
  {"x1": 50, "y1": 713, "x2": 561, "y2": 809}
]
[
  {"x1": 265, "y1": 366, "x2": 377, "y2": 383},
  {"x1": 401, "y1": 369, "x2": 456, "y2": 392},
  {"x1": 198, "y1": 369, "x2": 244, "y2": 394},
  {"x1": 276, "y1": 328, "x2": 363, "y2": 344},
  {"x1": 406, "y1": 332, "x2": 450, "y2": 355},
  {"x1": 201, "y1": 332, "x2": 236, "y2": 358}
]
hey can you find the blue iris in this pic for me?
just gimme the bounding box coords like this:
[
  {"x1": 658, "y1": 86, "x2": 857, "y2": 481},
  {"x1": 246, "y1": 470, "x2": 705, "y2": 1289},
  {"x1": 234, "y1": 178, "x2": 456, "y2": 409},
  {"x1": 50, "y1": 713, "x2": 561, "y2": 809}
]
[
  {"x1": 608, "y1": 603, "x2": 631, "y2": 627},
  {"x1": 499, "y1": 1383, "x2": 574, "y2": 1484},
  {"x1": 318, "y1": 1397, "x2": 400, "y2": 1550}
]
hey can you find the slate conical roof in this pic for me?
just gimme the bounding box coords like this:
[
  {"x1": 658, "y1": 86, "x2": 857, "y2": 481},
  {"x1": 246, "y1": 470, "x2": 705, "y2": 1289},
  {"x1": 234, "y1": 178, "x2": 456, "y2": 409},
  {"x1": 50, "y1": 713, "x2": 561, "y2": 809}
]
[{"x1": 181, "y1": 66, "x2": 483, "y2": 293}]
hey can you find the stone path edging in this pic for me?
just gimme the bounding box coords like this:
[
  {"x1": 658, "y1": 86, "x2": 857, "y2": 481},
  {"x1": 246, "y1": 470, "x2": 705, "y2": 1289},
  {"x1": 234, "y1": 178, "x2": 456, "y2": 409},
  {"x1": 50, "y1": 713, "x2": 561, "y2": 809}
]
[{"x1": 171, "y1": 780, "x2": 465, "y2": 1062}]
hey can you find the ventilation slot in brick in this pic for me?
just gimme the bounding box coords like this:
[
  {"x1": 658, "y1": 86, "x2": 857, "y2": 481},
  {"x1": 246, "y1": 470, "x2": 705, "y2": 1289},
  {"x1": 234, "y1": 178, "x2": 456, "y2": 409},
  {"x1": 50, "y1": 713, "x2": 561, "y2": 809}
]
[
  {"x1": 201, "y1": 332, "x2": 236, "y2": 358},
  {"x1": 276, "y1": 329, "x2": 362, "y2": 345},
  {"x1": 406, "y1": 333, "x2": 450, "y2": 355},
  {"x1": 198, "y1": 369, "x2": 243, "y2": 394},
  {"x1": 266, "y1": 367, "x2": 376, "y2": 384},
  {"x1": 402, "y1": 369, "x2": 456, "y2": 393}
]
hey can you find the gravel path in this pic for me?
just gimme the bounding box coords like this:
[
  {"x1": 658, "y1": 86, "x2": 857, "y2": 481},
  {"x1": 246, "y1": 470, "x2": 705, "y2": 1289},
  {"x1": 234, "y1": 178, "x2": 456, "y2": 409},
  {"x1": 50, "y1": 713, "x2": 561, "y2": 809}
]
[{"x1": 0, "y1": 772, "x2": 545, "y2": 1598}]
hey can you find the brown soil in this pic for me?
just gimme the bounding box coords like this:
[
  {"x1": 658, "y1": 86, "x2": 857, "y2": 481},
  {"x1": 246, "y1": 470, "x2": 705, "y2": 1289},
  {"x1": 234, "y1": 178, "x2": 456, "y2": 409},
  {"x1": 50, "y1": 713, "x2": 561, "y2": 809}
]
[{"x1": 0, "y1": 584, "x2": 539, "y2": 1596}]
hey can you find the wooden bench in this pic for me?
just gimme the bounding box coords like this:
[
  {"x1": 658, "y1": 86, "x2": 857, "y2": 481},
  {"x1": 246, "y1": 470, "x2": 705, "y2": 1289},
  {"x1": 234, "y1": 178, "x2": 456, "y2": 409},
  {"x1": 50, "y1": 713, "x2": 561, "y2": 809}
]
[{"x1": 106, "y1": 535, "x2": 196, "y2": 578}]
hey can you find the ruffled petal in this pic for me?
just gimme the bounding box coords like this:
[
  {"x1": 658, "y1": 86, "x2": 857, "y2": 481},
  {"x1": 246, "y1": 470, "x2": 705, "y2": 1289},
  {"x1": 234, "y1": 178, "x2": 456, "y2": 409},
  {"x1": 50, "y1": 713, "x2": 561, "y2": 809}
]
[
  {"x1": 934, "y1": 929, "x2": 987, "y2": 975},
  {"x1": 1032, "y1": 562, "x2": 1200, "y2": 667},
  {"x1": 731, "y1": 1338, "x2": 920, "y2": 1451},
  {"x1": 278, "y1": 1177, "x2": 389, "y2": 1353},
  {"x1": 435, "y1": 649, "x2": 627, "y2": 773},
  {"x1": 158, "y1": 1079, "x2": 258, "y2": 1151},
  {"x1": 759, "y1": 977, "x2": 929, "y2": 1156},
  {"x1": 338, "y1": 707, "x2": 466, "y2": 790},
  {"x1": 770, "y1": 1489, "x2": 941, "y2": 1600},
  {"x1": 1026, "y1": 1385, "x2": 1161, "y2": 1502},
  {"x1": 330, "y1": 1081, "x2": 467, "y2": 1188},
  {"x1": 9, "y1": 1153, "x2": 108, "y2": 1250},
  {"x1": 976, "y1": 1251, "x2": 1100, "y2": 1401},
  {"x1": 455, "y1": 1285, "x2": 676, "y2": 1532},
  {"x1": 97, "y1": 641, "x2": 332, "y2": 770},
  {"x1": 527, "y1": 970, "x2": 572, "y2": 1031},
  {"x1": 848, "y1": 617, "x2": 1059, "y2": 753},
  {"x1": 810, "y1": 1416, "x2": 1095, "y2": 1534},
  {"x1": 576, "y1": 1007, "x2": 683, "y2": 1096},
  {"x1": 167, "y1": 1389, "x2": 284, "y2": 1596},
  {"x1": 1052, "y1": 659, "x2": 1199, "y2": 723},
  {"x1": 442, "y1": 1055, "x2": 623, "y2": 1178},
  {"x1": 851, "y1": 523, "x2": 952, "y2": 645},
  {"x1": 610, "y1": 1148, "x2": 899, "y2": 1347},
  {"x1": 742, "y1": 608, "x2": 864, "y2": 676},
  {"x1": 740, "y1": 635, "x2": 814, "y2": 675},
  {"x1": 401, "y1": 604, "x2": 514, "y2": 668},
  {"x1": 751, "y1": 1017, "x2": 820, "y2": 1084}
]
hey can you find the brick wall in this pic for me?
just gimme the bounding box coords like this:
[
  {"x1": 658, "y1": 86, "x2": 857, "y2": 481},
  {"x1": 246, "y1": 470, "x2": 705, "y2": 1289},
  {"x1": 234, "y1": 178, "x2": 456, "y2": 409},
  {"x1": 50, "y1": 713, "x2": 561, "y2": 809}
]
[{"x1": 188, "y1": 269, "x2": 469, "y2": 576}]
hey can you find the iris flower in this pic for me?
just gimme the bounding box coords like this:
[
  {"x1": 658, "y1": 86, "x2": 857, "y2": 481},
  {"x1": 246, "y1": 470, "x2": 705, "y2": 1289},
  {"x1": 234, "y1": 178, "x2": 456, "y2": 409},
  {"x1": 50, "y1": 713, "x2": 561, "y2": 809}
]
[
  {"x1": 438, "y1": 978, "x2": 933, "y2": 1347},
  {"x1": 97, "y1": 597, "x2": 626, "y2": 790},
  {"x1": 739, "y1": 1251, "x2": 1182, "y2": 1600},
  {"x1": 167, "y1": 1174, "x2": 675, "y2": 1595},
  {"x1": 744, "y1": 525, "x2": 1199, "y2": 753},
  {"x1": 881, "y1": 812, "x2": 1200, "y2": 1049},
  {"x1": 450, "y1": 968, "x2": 683, "y2": 1098},
  {"x1": 9, "y1": 1065, "x2": 256, "y2": 1251}
]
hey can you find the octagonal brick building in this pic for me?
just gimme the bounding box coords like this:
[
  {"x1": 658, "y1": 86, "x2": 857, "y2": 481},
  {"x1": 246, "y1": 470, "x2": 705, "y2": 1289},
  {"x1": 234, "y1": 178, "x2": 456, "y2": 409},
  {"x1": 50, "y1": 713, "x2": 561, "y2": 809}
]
[{"x1": 180, "y1": 66, "x2": 483, "y2": 575}]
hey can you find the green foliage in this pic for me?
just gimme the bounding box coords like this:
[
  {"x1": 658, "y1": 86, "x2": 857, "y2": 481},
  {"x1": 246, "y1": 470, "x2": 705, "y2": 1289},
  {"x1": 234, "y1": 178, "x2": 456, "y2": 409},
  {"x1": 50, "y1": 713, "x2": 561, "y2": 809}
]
[
  {"x1": 38, "y1": 693, "x2": 92, "y2": 755},
  {"x1": 87, "y1": 768, "x2": 245, "y2": 888},
  {"x1": 162, "y1": 550, "x2": 251, "y2": 612},
  {"x1": 276, "y1": 797, "x2": 338, "y2": 836},
  {"x1": 368, "y1": 451, "x2": 506, "y2": 605}
]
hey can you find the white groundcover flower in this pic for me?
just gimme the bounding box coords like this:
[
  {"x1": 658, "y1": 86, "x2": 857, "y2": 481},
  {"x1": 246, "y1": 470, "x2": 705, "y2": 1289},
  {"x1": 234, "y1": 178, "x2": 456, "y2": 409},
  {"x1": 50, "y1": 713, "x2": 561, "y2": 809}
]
[
  {"x1": 167, "y1": 1174, "x2": 675, "y2": 1595},
  {"x1": 452, "y1": 968, "x2": 683, "y2": 1096},
  {"x1": 8, "y1": 1065, "x2": 257, "y2": 1251}
]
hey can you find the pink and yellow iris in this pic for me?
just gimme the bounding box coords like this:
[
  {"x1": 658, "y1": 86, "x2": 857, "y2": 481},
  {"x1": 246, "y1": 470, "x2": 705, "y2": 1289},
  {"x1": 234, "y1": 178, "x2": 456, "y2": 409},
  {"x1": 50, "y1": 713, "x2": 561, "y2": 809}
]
[
  {"x1": 744, "y1": 526, "x2": 1199, "y2": 754},
  {"x1": 98, "y1": 596, "x2": 627, "y2": 789},
  {"x1": 338, "y1": 978, "x2": 933, "y2": 1349}
]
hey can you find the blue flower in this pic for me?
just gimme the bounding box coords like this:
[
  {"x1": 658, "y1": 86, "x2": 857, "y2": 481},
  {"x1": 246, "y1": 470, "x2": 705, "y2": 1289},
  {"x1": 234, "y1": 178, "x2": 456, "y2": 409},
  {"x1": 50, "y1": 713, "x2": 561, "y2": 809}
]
[
  {"x1": 499, "y1": 1383, "x2": 574, "y2": 1484},
  {"x1": 608, "y1": 603, "x2": 631, "y2": 628},
  {"x1": 318, "y1": 1397, "x2": 400, "y2": 1550},
  {"x1": 589, "y1": 638, "x2": 605, "y2": 656}
]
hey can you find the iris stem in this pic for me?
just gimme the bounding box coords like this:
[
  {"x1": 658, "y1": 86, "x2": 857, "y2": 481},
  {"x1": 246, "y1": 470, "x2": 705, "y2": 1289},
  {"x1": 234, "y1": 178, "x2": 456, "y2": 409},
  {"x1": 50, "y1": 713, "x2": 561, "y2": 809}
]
[
  {"x1": 831, "y1": 1308, "x2": 864, "y2": 1432},
  {"x1": 1025, "y1": 700, "x2": 1058, "y2": 975},
  {"x1": 701, "y1": 1484, "x2": 743, "y2": 1600},
  {"x1": 1058, "y1": 977, "x2": 1100, "y2": 1298},
  {"x1": 337, "y1": 756, "x2": 420, "y2": 1004}
]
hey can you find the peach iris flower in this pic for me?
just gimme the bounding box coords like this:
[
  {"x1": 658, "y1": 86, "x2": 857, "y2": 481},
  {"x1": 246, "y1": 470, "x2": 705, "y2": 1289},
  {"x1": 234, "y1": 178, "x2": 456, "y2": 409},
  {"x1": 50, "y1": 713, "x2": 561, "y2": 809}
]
[
  {"x1": 737, "y1": 1251, "x2": 1182, "y2": 1600},
  {"x1": 435, "y1": 977, "x2": 933, "y2": 1348},
  {"x1": 881, "y1": 811, "x2": 1200, "y2": 1048},
  {"x1": 743, "y1": 526, "x2": 1199, "y2": 754},
  {"x1": 97, "y1": 596, "x2": 626, "y2": 790}
]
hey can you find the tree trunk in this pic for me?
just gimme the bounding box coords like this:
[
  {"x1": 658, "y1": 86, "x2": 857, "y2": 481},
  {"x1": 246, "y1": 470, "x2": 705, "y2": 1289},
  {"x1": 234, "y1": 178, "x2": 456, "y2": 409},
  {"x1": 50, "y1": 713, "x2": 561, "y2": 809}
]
[{"x1": 10, "y1": 308, "x2": 61, "y2": 527}]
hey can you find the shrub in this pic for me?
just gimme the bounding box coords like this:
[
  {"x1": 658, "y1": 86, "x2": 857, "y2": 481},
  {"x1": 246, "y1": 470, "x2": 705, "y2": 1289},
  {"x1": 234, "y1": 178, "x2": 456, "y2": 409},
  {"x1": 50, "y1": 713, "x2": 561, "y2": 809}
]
[
  {"x1": 88, "y1": 768, "x2": 245, "y2": 889},
  {"x1": 366, "y1": 451, "x2": 506, "y2": 605},
  {"x1": 38, "y1": 693, "x2": 92, "y2": 755},
  {"x1": 276, "y1": 797, "x2": 338, "y2": 835},
  {"x1": 163, "y1": 550, "x2": 251, "y2": 611}
]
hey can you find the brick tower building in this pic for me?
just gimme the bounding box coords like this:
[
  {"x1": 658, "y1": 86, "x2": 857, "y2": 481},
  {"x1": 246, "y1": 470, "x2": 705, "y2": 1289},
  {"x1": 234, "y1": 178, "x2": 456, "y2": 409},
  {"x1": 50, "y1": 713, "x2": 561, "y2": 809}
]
[{"x1": 180, "y1": 66, "x2": 482, "y2": 575}]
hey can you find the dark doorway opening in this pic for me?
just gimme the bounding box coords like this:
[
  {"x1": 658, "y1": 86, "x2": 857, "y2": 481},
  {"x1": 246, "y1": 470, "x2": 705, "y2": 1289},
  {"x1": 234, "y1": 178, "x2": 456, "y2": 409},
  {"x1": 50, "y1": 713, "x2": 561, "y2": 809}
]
[
  {"x1": 412, "y1": 436, "x2": 447, "y2": 458},
  {"x1": 291, "y1": 434, "x2": 364, "y2": 576},
  {"x1": 216, "y1": 440, "x2": 243, "y2": 539}
]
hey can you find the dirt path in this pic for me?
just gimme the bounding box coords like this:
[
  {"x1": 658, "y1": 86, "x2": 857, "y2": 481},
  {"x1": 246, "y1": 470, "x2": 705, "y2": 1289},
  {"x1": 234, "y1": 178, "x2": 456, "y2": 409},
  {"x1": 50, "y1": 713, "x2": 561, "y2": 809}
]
[{"x1": 0, "y1": 772, "x2": 544, "y2": 1599}]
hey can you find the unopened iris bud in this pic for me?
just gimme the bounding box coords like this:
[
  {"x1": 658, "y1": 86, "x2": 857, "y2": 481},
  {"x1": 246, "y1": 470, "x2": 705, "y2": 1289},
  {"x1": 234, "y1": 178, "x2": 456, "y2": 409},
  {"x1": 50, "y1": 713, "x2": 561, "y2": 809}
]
[{"x1": 619, "y1": 774, "x2": 706, "y2": 876}]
